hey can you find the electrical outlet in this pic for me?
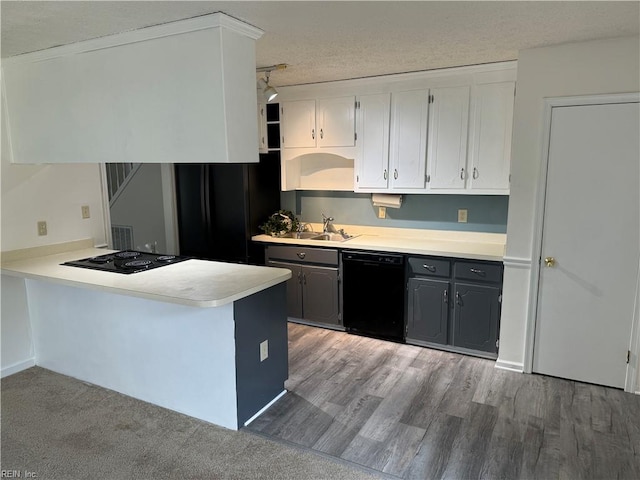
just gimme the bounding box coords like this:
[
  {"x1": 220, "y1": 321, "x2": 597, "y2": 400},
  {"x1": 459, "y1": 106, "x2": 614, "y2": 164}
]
[
  {"x1": 37, "y1": 221, "x2": 48, "y2": 236},
  {"x1": 458, "y1": 209, "x2": 468, "y2": 223},
  {"x1": 260, "y1": 340, "x2": 269, "y2": 362},
  {"x1": 81, "y1": 205, "x2": 91, "y2": 219},
  {"x1": 378, "y1": 206, "x2": 386, "y2": 219}
]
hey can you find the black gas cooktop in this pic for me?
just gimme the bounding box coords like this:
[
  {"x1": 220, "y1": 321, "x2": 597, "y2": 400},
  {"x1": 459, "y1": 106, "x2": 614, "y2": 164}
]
[{"x1": 62, "y1": 251, "x2": 190, "y2": 274}]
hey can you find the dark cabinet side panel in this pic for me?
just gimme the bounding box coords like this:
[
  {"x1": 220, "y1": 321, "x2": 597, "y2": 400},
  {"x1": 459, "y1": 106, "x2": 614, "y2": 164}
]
[{"x1": 234, "y1": 283, "x2": 288, "y2": 426}]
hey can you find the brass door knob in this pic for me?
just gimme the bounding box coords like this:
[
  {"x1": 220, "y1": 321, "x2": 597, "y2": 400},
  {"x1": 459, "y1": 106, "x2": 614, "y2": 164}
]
[{"x1": 544, "y1": 257, "x2": 556, "y2": 267}]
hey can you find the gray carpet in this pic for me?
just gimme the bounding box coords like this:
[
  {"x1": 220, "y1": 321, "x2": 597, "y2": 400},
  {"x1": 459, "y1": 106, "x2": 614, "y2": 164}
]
[{"x1": 1, "y1": 367, "x2": 385, "y2": 480}]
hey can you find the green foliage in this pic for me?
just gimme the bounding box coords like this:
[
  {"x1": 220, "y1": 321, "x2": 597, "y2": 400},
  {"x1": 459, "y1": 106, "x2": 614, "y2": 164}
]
[{"x1": 259, "y1": 210, "x2": 299, "y2": 237}]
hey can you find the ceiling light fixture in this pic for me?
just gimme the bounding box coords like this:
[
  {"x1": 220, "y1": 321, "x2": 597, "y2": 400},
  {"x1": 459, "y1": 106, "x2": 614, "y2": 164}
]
[{"x1": 256, "y1": 64, "x2": 287, "y2": 102}]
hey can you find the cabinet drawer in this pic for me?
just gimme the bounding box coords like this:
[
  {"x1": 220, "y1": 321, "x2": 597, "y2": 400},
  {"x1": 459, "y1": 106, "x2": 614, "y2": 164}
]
[
  {"x1": 265, "y1": 245, "x2": 339, "y2": 266},
  {"x1": 454, "y1": 261, "x2": 502, "y2": 283},
  {"x1": 408, "y1": 257, "x2": 450, "y2": 278}
]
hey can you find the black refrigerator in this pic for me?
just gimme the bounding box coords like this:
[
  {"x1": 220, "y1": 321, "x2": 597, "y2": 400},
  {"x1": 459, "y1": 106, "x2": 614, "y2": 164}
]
[{"x1": 174, "y1": 151, "x2": 281, "y2": 265}]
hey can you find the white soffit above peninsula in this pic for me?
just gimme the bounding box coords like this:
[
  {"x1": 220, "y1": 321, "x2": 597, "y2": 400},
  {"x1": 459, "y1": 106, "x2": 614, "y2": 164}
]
[{"x1": 2, "y1": 1, "x2": 638, "y2": 87}]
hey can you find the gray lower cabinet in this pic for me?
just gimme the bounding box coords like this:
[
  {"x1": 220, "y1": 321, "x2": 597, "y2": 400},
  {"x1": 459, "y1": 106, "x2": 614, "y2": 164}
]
[
  {"x1": 267, "y1": 261, "x2": 303, "y2": 318},
  {"x1": 406, "y1": 255, "x2": 502, "y2": 358},
  {"x1": 301, "y1": 265, "x2": 339, "y2": 324},
  {"x1": 452, "y1": 282, "x2": 500, "y2": 353},
  {"x1": 265, "y1": 245, "x2": 341, "y2": 328},
  {"x1": 407, "y1": 277, "x2": 449, "y2": 345}
]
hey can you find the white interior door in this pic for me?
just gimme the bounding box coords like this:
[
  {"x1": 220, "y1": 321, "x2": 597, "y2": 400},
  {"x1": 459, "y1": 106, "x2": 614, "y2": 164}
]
[{"x1": 533, "y1": 101, "x2": 639, "y2": 389}]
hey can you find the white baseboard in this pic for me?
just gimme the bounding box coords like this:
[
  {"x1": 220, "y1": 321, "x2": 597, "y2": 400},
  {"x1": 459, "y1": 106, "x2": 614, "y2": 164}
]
[
  {"x1": 1, "y1": 358, "x2": 36, "y2": 378},
  {"x1": 244, "y1": 390, "x2": 287, "y2": 427},
  {"x1": 494, "y1": 359, "x2": 524, "y2": 373}
]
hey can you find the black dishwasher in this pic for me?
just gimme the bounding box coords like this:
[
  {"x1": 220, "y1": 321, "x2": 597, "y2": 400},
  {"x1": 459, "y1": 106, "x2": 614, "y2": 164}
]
[{"x1": 342, "y1": 251, "x2": 405, "y2": 342}]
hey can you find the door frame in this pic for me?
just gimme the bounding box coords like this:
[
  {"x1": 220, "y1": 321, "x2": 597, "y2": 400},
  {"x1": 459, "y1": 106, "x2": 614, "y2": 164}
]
[
  {"x1": 524, "y1": 92, "x2": 640, "y2": 393},
  {"x1": 98, "y1": 163, "x2": 113, "y2": 248}
]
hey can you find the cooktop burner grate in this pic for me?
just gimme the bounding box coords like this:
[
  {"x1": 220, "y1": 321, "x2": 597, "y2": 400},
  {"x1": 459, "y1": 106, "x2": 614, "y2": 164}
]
[{"x1": 62, "y1": 251, "x2": 190, "y2": 274}]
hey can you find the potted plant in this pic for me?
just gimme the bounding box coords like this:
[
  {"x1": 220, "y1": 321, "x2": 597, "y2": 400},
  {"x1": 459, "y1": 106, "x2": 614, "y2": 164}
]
[{"x1": 259, "y1": 210, "x2": 299, "y2": 237}]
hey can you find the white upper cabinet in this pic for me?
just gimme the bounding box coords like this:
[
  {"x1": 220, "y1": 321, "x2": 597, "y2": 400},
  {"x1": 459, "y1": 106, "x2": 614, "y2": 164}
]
[
  {"x1": 317, "y1": 97, "x2": 356, "y2": 147},
  {"x1": 281, "y1": 100, "x2": 317, "y2": 148},
  {"x1": 2, "y1": 14, "x2": 263, "y2": 164},
  {"x1": 355, "y1": 93, "x2": 391, "y2": 190},
  {"x1": 426, "y1": 86, "x2": 471, "y2": 191},
  {"x1": 468, "y1": 81, "x2": 515, "y2": 193},
  {"x1": 281, "y1": 97, "x2": 355, "y2": 149},
  {"x1": 389, "y1": 90, "x2": 429, "y2": 190},
  {"x1": 277, "y1": 61, "x2": 515, "y2": 193}
]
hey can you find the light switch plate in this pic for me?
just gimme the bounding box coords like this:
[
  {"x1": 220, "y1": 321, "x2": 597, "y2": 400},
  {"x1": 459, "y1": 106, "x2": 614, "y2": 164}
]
[
  {"x1": 260, "y1": 340, "x2": 269, "y2": 362},
  {"x1": 81, "y1": 205, "x2": 91, "y2": 219},
  {"x1": 378, "y1": 206, "x2": 386, "y2": 219},
  {"x1": 458, "y1": 209, "x2": 468, "y2": 223},
  {"x1": 37, "y1": 221, "x2": 47, "y2": 236}
]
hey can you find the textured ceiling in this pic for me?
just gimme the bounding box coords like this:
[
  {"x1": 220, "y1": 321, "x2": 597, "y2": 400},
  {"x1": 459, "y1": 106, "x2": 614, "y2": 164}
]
[{"x1": 1, "y1": 1, "x2": 639, "y2": 87}]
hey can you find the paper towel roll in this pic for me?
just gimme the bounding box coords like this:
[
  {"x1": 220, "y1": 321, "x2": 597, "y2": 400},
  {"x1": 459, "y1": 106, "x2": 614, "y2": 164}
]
[{"x1": 371, "y1": 193, "x2": 403, "y2": 209}]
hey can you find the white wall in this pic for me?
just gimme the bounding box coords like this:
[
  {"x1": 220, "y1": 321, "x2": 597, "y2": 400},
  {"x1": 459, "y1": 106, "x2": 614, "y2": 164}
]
[
  {"x1": 1, "y1": 102, "x2": 108, "y2": 251},
  {"x1": 0, "y1": 275, "x2": 34, "y2": 377},
  {"x1": 498, "y1": 37, "x2": 640, "y2": 379},
  {"x1": 1, "y1": 94, "x2": 108, "y2": 376}
]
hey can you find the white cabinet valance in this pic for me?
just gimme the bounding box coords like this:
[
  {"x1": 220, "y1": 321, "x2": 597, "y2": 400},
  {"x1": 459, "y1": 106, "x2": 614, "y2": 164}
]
[{"x1": 2, "y1": 13, "x2": 263, "y2": 165}]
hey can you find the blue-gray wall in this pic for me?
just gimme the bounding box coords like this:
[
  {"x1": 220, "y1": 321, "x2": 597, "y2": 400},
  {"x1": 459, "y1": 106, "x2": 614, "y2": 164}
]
[{"x1": 281, "y1": 191, "x2": 508, "y2": 233}]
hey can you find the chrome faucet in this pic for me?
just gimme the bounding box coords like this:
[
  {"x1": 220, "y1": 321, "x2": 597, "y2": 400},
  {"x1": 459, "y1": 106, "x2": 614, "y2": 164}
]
[
  {"x1": 322, "y1": 214, "x2": 337, "y2": 233},
  {"x1": 297, "y1": 222, "x2": 312, "y2": 233}
]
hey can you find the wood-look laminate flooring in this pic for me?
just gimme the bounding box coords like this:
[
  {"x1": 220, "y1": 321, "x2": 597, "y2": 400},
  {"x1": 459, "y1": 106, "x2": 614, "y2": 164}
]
[{"x1": 246, "y1": 323, "x2": 640, "y2": 479}]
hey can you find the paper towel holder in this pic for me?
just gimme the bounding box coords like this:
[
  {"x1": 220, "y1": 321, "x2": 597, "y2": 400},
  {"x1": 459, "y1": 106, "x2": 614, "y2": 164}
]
[{"x1": 371, "y1": 193, "x2": 403, "y2": 209}]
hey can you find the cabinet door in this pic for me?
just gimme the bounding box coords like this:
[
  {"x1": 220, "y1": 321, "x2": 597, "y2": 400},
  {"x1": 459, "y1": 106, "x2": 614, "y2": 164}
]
[
  {"x1": 468, "y1": 82, "x2": 514, "y2": 192},
  {"x1": 452, "y1": 282, "x2": 500, "y2": 353},
  {"x1": 302, "y1": 265, "x2": 340, "y2": 325},
  {"x1": 427, "y1": 86, "x2": 470, "y2": 191},
  {"x1": 355, "y1": 93, "x2": 391, "y2": 190},
  {"x1": 407, "y1": 278, "x2": 449, "y2": 345},
  {"x1": 257, "y1": 102, "x2": 268, "y2": 153},
  {"x1": 317, "y1": 96, "x2": 356, "y2": 148},
  {"x1": 281, "y1": 100, "x2": 316, "y2": 148},
  {"x1": 267, "y1": 261, "x2": 303, "y2": 318},
  {"x1": 389, "y1": 90, "x2": 429, "y2": 190}
]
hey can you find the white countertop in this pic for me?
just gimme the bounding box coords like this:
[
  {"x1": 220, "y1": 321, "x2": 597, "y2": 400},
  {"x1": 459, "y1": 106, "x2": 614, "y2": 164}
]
[
  {"x1": 1, "y1": 248, "x2": 292, "y2": 308},
  {"x1": 252, "y1": 225, "x2": 506, "y2": 262}
]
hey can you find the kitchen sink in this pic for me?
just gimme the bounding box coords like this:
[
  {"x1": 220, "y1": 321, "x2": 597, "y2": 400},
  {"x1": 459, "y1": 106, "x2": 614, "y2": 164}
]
[
  {"x1": 279, "y1": 231, "x2": 320, "y2": 239},
  {"x1": 309, "y1": 233, "x2": 356, "y2": 242},
  {"x1": 278, "y1": 231, "x2": 357, "y2": 242}
]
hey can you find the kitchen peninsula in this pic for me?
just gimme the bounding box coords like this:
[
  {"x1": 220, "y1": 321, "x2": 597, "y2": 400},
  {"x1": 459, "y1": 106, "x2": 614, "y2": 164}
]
[{"x1": 1, "y1": 242, "x2": 291, "y2": 430}]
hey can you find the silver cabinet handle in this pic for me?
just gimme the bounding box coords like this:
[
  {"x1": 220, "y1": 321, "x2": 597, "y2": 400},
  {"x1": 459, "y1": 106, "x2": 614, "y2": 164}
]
[
  {"x1": 470, "y1": 268, "x2": 485, "y2": 276},
  {"x1": 320, "y1": 128, "x2": 324, "y2": 139},
  {"x1": 422, "y1": 264, "x2": 436, "y2": 272},
  {"x1": 302, "y1": 273, "x2": 307, "y2": 284},
  {"x1": 456, "y1": 292, "x2": 462, "y2": 305},
  {"x1": 297, "y1": 271, "x2": 302, "y2": 284},
  {"x1": 443, "y1": 289, "x2": 448, "y2": 304},
  {"x1": 297, "y1": 252, "x2": 306, "y2": 259},
  {"x1": 311, "y1": 129, "x2": 315, "y2": 140},
  {"x1": 460, "y1": 168, "x2": 465, "y2": 180},
  {"x1": 473, "y1": 167, "x2": 479, "y2": 179},
  {"x1": 383, "y1": 169, "x2": 387, "y2": 180},
  {"x1": 394, "y1": 169, "x2": 398, "y2": 179}
]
